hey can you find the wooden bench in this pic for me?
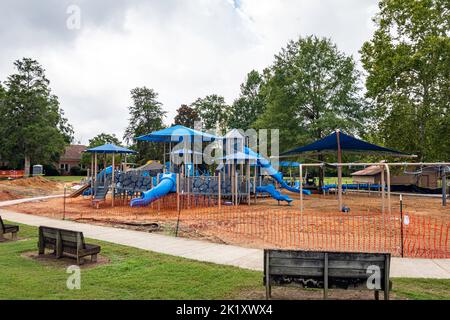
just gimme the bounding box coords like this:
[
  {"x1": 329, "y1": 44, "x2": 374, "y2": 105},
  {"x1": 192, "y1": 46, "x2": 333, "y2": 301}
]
[
  {"x1": 0, "y1": 216, "x2": 19, "y2": 240},
  {"x1": 38, "y1": 226, "x2": 101, "y2": 265},
  {"x1": 264, "y1": 249, "x2": 391, "y2": 300}
]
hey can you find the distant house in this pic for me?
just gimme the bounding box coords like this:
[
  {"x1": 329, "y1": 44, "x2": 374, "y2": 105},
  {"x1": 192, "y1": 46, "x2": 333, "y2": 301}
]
[
  {"x1": 58, "y1": 144, "x2": 86, "y2": 175},
  {"x1": 352, "y1": 164, "x2": 441, "y2": 189},
  {"x1": 351, "y1": 165, "x2": 384, "y2": 185}
]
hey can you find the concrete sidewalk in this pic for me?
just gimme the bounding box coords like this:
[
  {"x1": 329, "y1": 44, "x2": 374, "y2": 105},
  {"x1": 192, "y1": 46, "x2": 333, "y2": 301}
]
[
  {"x1": 0, "y1": 194, "x2": 63, "y2": 207},
  {"x1": 0, "y1": 198, "x2": 449, "y2": 278}
]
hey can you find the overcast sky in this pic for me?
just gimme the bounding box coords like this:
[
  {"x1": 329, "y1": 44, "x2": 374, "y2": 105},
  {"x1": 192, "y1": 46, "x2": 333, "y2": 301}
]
[{"x1": 0, "y1": 0, "x2": 379, "y2": 144}]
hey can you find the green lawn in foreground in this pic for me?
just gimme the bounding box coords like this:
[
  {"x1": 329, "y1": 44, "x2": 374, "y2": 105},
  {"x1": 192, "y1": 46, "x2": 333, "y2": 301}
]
[
  {"x1": 0, "y1": 222, "x2": 259, "y2": 300},
  {"x1": 45, "y1": 176, "x2": 83, "y2": 183},
  {"x1": 1, "y1": 222, "x2": 449, "y2": 300}
]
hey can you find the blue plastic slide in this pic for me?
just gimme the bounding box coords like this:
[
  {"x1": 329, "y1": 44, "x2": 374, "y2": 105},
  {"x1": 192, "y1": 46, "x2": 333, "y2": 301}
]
[
  {"x1": 244, "y1": 147, "x2": 312, "y2": 195},
  {"x1": 130, "y1": 172, "x2": 177, "y2": 207},
  {"x1": 256, "y1": 184, "x2": 292, "y2": 204}
]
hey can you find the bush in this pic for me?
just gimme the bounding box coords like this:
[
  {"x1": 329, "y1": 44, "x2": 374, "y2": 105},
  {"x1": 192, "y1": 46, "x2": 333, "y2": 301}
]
[
  {"x1": 69, "y1": 166, "x2": 81, "y2": 176},
  {"x1": 43, "y1": 164, "x2": 60, "y2": 176},
  {"x1": 69, "y1": 166, "x2": 88, "y2": 176}
]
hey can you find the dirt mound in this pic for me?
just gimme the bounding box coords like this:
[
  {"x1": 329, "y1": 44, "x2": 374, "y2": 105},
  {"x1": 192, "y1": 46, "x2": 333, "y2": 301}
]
[
  {"x1": 2, "y1": 176, "x2": 59, "y2": 190},
  {"x1": 0, "y1": 190, "x2": 20, "y2": 201}
]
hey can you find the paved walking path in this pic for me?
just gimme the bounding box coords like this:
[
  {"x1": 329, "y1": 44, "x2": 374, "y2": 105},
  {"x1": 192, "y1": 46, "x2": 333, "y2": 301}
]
[
  {"x1": 0, "y1": 194, "x2": 63, "y2": 207},
  {"x1": 1, "y1": 197, "x2": 449, "y2": 278}
]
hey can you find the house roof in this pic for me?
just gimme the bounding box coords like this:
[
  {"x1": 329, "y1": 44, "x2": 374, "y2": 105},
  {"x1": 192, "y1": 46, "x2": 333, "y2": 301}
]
[
  {"x1": 351, "y1": 165, "x2": 383, "y2": 176},
  {"x1": 60, "y1": 145, "x2": 87, "y2": 161}
]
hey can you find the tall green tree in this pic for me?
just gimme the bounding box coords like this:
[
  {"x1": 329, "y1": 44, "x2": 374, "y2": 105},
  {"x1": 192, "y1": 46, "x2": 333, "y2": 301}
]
[
  {"x1": 173, "y1": 104, "x2": 200, "y2": 128},
  {"x1": 191, "y1": 94, "x2": 229, "y2": 132},
  {"x1": 123, "y1": 87, "x2": 166, "y2": 164},
  {"x1": 255, "y1": 36, "x2": 366, "y2": 152},
  {"x1": 0, "y1": 58, "x2": 73, "y2": 175},
  {"x1": 227, "y1": 70, "x2": 265, "y2": 130},
  {"x1": 361, "y1": 0, "x2": 450, "y2": 160}
]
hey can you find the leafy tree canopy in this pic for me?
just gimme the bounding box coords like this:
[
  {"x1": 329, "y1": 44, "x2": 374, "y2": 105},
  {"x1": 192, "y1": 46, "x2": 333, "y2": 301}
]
[
  {"x1": 227, "y1": 70, "x2": 265, "y2": 130},
  {"x1": 361, "y1": 0, "x2": 450, "y2": 160},
  {"x1": 173, "y1": 104, "x2": 200, "y2": 128},
  {"x1": 123, "y1": 87, "x2": 167, "y2": 164},
  {"x1": 0, "y1": 58, "x2": 73, "y2": 172},
  {"x1": 254, "y1": 36, "x2": 366, "y2": 152},
  {"x1": 80, "y1": 133, "x2": 121, "y2": 167},
  {"x1": 191, "y1": 94, "x2": 229, "y2": 132}
]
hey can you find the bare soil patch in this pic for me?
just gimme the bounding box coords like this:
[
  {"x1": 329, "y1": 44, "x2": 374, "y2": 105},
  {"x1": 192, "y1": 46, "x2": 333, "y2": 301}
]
[
  {"x1": 234, "y1": 286, "x2": 401, "y2": 300},
  {"x1": 0, "y1": 176, "x2": 64, "y2": 200},
  {"x1": 4, "y1": 192, "x2": 449, "y2": 257},
  {"x1": 21, "y1": 251, "x2": 110, "y2": 269}
]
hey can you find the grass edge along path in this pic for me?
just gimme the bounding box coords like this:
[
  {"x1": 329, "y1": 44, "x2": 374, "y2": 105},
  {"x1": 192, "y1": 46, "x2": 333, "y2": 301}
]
[
  {"x1": 0, "y1": 222, "x2": 449, "y2": 300},
  {"x1": 0, "y1": 222, "x2": 260, "y2": 300}
]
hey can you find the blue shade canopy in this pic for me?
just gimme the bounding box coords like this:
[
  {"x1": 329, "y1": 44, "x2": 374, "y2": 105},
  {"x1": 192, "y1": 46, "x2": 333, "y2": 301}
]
[
  {"x1": 135, "y1": 125, "x2": 220, "y2": 143},
  {"x1": 170, "y1": 149, "x2": 204, "y2": 155},
  {"x1": 85, "y1": 143, "x2": 137, "y2": 154},
  {"x1": 215, "y1": 151, "x2": 260, "y2": 163},
  {"x1": 279, "y1": 161, "x2": 301, "y2": 167},
  {"x1": 280, "y1": 131, "x2": 413, "y2": 157}
]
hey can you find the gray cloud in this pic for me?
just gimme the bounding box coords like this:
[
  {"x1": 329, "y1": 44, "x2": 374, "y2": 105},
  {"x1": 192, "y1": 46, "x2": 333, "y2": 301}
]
[{"x1": 0, "y1": 0, "x2": 379, "y2": 144}]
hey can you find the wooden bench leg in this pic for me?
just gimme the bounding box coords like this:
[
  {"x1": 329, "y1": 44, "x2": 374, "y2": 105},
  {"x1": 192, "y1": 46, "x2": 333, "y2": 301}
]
[
  {"x1": 77, "y1": 256, "x2": 85, "y2": 266},
  {"x1": 11, "y1": 232, "x2": 18, "y2": 240},
  {"x1": 91, "y1": 254, "x2": 97, "y2": 263},
  {"x1": 374, "y1": 290, "x2": 379, "y2": 300}
]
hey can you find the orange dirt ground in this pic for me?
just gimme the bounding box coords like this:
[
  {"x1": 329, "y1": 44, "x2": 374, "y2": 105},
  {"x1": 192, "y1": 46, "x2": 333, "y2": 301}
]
[
  {"x1": 0, "y1": 176, "x2": 64, "y2": 200},
  {"x1": 3, "y1": 190, "x2": 449, "y2": 258}
]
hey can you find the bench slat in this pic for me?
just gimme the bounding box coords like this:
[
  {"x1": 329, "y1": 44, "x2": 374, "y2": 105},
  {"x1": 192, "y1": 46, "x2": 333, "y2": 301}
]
[
  {"x1": 269, "y1": 258, "x2": 385, "y2": 270},
  {"x1": 264, "y1": 249, "x2": 390, "y2": 300}
]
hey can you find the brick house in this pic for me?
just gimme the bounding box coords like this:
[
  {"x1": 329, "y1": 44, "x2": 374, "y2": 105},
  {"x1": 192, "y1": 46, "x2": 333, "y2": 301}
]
[{"x1": 58, "y1": 144, "x2": 86, "y2": 175}]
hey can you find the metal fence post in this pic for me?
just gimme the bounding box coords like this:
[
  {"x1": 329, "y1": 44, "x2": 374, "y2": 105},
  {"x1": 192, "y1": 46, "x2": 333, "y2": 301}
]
[
  {"x1": 400, "y1": 194, "x2": 404, "y2": 257},
  {"x1": 63, "y1": 185, "x2": 66, "y2": 220}
]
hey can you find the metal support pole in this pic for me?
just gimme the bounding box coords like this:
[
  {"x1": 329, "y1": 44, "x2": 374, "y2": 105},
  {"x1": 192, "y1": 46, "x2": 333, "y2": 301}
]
[
  {"x1": 247, "y1": 161, "x2": 251, "y2": 206},
  {"x1": 94, "y1": 152, "x2": 98, "y2": 199},
  {"x1": 400, "y1": 194, "x2": 404, "y2": 257},
  {"x1": 336, "y1": 130, "x2": 343, "y2": 211},
  {"x1": 218, "y1": 172, "x2": 222, "y2": 210},
  {"x1": 380, "y1": 164, "x2": 385, "y2": 214},
  {"x1": 299, "y1": 164, "x2": 303, "y2": 221},
  {"x1": 111, "y1": 153, "x2": 115, "y2": 207},
  {"x1": 384, "y1": 163, "x2": 391, "y2": 215},
  {"x1": 442, "y1": 174, "x2": 447, "y2": 207},
  {"x1": 63, "y1": 185, "x2": 66, "y2": 220},
  {"x1": 176, "y1": 173, "x2": 180, "y2": 213}
]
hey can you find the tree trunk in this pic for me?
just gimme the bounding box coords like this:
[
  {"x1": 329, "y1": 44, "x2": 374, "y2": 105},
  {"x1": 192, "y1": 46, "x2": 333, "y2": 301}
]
[{"x1": 24, "y1": 154, "x2": 31, "y2": 177}]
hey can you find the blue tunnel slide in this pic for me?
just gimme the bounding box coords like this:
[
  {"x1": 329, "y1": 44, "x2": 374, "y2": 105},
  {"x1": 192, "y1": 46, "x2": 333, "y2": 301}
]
[
  {"x1": 244, "y1": 147, "x2": 311, "y2": 203},
  {"x1": 130, "y1": 173, "x2": 177, "y2": 207},
  {"x1": 129, "y1": 148, "x2": 311, "y2": 207}
]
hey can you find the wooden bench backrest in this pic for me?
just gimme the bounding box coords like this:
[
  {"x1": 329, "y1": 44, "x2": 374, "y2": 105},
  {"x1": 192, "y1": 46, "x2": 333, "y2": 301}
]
[
  {"x1": 264, "y1": 250, "x2": 390, "y2": 290},
  {"x1": 39, "y1": 226, "x2": 85, "y2": 250}
]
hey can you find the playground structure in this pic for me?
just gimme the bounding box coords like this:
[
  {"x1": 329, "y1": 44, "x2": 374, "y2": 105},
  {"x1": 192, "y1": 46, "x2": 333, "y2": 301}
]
[
  {"x1": 75, "y1": 127, "x2": 449, "y2": 213},
  {"x1": 50, "y1": 126, "x2": 450, "y2": 258},
  {"x1": 80, "y1": 126, "x2": 312, "y2": 210}
]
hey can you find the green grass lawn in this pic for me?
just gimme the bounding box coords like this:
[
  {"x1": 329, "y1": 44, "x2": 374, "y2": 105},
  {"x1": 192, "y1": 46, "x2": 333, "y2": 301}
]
[
  {"x1": 45, "y1": 176, "x2": 84, "y2": 183},
  {"x1": 1, "y1": 222, "x2": 449, "y2": 300},
  {"x1": 323, "y1": 177, "x2": 353, "y2": 185},
  {"x1": 0, "y1": 222, "x2": 259, "y2": 300}
]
